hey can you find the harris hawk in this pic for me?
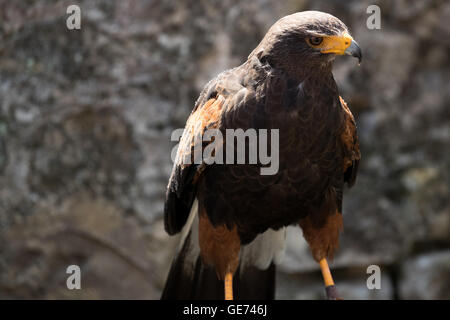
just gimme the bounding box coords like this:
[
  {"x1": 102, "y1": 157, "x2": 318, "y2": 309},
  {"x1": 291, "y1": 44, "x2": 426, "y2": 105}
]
[{"x1": 161, "y1": 11, "x2": 361, "y2": 300}]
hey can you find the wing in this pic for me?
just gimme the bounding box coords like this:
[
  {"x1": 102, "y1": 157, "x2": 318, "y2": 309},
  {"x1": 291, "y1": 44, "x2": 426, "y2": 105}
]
[
  {"x1": 164, "y1": 68, "x2": 245, "y2": 235},
  {"x1": 339, "y1": 96, "x2": 360, "y2": 188},
  {"x1": 164, "y1": 97, "x2": 224, "y2": 234}
]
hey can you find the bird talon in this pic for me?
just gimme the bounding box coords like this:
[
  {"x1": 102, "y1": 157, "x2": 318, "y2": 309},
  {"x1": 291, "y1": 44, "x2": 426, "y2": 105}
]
[{"x1": 325, "y1": 285, "x2": 342, "y2": 300}]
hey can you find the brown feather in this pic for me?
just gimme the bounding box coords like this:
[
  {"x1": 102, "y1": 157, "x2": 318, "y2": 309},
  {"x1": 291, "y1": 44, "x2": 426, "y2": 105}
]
[
  {"x1": 198, "y1": 204, "x2": 240, "y2": 280},
  {"x1": 299, "y1": 188, "x2": 343, "y2": 261},
  {"x1": 339, "y1": 96, "x2": 361, "y2": 187}
]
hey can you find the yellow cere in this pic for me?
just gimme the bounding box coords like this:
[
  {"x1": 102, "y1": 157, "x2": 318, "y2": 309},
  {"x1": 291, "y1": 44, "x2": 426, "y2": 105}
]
[{"x1": 318, "y1": 32, "x2": 353, "y2": 55}]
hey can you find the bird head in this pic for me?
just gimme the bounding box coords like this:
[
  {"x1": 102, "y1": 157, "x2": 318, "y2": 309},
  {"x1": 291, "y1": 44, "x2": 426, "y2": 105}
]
[{"x1": 251, "y1": 11, "x2": 362, "y2": 76}]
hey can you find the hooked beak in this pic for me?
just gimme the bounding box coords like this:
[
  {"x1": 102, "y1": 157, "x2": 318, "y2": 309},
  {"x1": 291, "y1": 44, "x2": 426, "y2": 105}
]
[
  {"x1": 344, "y1": 40, "x2": 362, "y2": 63},
  {"x1": 320, "y1": 32, "x2": 362, "y2": 63}
]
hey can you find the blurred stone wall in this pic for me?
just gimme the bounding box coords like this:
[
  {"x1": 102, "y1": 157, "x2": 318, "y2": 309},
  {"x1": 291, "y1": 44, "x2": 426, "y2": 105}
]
[{"x1": 0, "y1": 0, "x2": 448, "y2": 299}]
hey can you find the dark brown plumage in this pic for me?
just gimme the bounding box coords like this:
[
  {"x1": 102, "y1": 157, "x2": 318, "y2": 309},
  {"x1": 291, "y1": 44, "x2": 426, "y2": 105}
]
[{"x1": 162, "y1": 11, "x2": 361, "y2": 300}]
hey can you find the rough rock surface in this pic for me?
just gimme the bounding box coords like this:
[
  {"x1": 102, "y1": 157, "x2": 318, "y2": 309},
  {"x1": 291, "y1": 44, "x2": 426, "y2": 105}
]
[
  {"x1": 0, "y1": 0, "x2": 448, "y2": 299},
  {"x1": 399, "y1": 251, "x2": 450, "y2": 300}
]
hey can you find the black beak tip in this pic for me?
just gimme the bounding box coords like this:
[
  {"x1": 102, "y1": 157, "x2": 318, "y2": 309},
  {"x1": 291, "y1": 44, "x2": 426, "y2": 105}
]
[
  {"x1": 354, "y1": 46, "x2": 362, "y2": 64},
  {"x1": 346, "y1": 40, "x2": 362, "y2": 64},
  {"x1": 354, "y1": 51, "x2": 362, "y2": 64}
]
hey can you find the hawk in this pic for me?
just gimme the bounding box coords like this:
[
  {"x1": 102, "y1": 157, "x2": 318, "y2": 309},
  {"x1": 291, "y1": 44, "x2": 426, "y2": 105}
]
[{"x1": 161, "y1": 11, "x2": 361, "y2": 300}]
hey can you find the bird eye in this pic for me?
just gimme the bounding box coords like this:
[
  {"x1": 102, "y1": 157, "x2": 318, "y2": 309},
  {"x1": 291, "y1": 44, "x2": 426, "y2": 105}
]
[{"x1": 309, "y1": 37, "x2": 323, "y2": 46}]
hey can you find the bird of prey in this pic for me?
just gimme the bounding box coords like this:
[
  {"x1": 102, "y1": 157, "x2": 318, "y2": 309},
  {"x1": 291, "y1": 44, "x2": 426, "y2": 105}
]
[{"x1": 161, "y1": 11, "x2": 361, "y2": 300}]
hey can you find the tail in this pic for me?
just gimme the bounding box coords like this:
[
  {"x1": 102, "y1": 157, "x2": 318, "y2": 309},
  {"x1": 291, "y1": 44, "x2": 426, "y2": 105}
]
[{"x1": 161, "y1": 200, "x2": 285, "y2": 300}]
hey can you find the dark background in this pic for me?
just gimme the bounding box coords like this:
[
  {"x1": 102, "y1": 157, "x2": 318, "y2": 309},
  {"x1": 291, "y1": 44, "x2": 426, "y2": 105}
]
[{"x1": 0, "y1": 0, "x2": 449, "y2": 299}]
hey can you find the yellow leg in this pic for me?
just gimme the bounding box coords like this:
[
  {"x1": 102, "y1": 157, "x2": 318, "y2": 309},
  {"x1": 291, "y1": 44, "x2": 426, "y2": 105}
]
[
  {"x1": 224, "y1": 272, "x2": 233, "y2": 300},
  {"x1": 319, "y1": 258, "x2": 335, "y2": 287},
  {"x1": 319, "y1": 258, "x2": 340, "y2": 300}
]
